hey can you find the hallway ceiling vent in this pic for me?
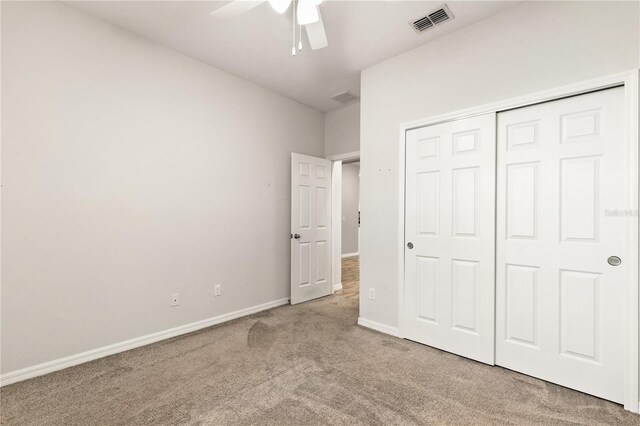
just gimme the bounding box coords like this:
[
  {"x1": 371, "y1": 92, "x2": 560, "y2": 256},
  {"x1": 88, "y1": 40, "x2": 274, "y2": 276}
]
[
  {"x1": 411, "y1": 4, "x2": 454, "y2": 33},
  {"x1": 331, "y1": 91, "x2": 360, "y2": 105}
]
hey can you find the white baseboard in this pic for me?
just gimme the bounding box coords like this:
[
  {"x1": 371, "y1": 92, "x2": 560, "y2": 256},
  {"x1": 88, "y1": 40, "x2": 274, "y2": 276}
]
[
  {"x1": 357, "y1": 317, "x2": 400, "y2": 337},
  {"x1": 332, "y1": 282, "x2": 343, "y2": 292},
  {"x1": 341, "y1": 252, "x2": 359, "y2": 258},
  {"x1": 0, "y1": 298, "x2": 290, "y2": 387}
]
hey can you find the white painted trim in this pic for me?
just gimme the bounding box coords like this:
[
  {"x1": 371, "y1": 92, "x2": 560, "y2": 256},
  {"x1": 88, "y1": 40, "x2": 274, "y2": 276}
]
[
  {"x1": 397, "y1": 69, "x2": 640, "y2": 413},
  {"x1": 331, "y1": 161, "x2": 342, "y2": 294},
  {"x1": 397, "y1": 122, "x2": 406, "y2": 340},
  {"x1": 0, "y1": 298, "x2": 290, "y2": 387},
  {"x1": 333, "y1": 282, "x2": 343, "y2": 291},
  {"x1": 623, "y1": 70, "x2": 639, "y2": 414},
  {"x1": 357, "y1": 317, "x2": 400, "y2": 337},
  {"x1": 326, "y1": 151, "x2": 360, "y2": 161},
  {"x1": 341, "y1": 252, "x2": 359, "y2": 258}
]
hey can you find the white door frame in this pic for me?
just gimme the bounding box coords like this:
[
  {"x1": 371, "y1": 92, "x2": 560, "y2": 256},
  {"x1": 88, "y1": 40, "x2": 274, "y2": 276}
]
[
  {"x1": 396, "y1": 69, "x2": 639, "y2": 412},
  {"x1": 328, "y1": 151, "x2": 360, "y2": 293}
]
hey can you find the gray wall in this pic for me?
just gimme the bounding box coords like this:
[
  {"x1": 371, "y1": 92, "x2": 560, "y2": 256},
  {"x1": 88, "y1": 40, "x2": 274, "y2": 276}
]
[
  {"x1": 324, "y1": 102, "x2": 360, "y2": 157},
  {"x1": 341, "y1": 163, "x2": 360, "y2": 255},
  {"x1": 359, "y1": 0, "x2": 640, "y2": 329},
  {"x1": 1, "y1": 1, "x2": 324, "y2": 374}
]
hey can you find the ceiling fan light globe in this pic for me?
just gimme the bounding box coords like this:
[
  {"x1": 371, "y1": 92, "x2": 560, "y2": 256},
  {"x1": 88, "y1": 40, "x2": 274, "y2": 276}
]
[
  {"x1": 297, "y1": 3, "x2": 319, "y2": 25},
  {"x1": 268, "y1": 0, "x2": 292, "y2": 14}
]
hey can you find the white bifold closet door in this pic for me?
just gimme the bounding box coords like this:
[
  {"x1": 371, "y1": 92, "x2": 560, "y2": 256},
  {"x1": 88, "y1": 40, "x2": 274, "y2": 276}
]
[
  {"x1": 496, "y1": 87, "x2": 627, "y2": 403},
  {"x1": 404, "y1": 114, "x2": 496, "y2": 365}
]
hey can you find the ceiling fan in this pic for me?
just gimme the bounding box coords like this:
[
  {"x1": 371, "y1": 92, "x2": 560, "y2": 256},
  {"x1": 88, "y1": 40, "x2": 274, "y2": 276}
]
[{"x1": 210, "y1": 0, "x2": 328, "y2": 55}]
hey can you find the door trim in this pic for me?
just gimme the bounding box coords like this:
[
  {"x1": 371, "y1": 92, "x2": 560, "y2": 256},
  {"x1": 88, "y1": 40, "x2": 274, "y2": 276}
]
[
  {"x1": 329, "y1": 152, "x2": 360, "y2": 294},
  {"x1": 327, "y1": 151, "x2": 361, "y2": 161},
  {"x1": 396, "y1": 69, "x2": 639, "y2": 412}
]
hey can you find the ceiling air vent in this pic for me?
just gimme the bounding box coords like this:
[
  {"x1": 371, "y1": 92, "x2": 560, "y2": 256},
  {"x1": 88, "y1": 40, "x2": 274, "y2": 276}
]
[
  {"x1": 411, "y1": 4, "x2": 454, "y2": 33},
  {"x1": 331, "y1": 91, "x2": 360, "y2": 105},
  {"x1": 412, "y1": 17, "x2": 434, "y2": 32}
]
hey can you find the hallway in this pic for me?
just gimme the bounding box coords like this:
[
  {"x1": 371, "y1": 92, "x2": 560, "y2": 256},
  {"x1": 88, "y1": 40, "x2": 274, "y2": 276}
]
[{"x1": 338, "y1": 255, "x2": 359, "y2": 300}]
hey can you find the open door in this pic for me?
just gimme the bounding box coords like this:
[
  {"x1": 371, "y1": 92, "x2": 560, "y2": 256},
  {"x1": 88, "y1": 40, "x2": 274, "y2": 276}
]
[{"x1": 291, "y1": 153, "x2": 332, "y2": 304}]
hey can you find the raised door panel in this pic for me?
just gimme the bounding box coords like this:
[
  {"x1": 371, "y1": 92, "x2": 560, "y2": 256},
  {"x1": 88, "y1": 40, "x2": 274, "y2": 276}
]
[
  {"x1": 416, "y1": 256, "x2": 439, "y2": 324},
  {"x1": 451, "y1": 259, "x2": 479, "y2": 334},
  {"x1": 560, "y1": 157, "x2": 599, "y2": 242},
  {"x1": 452, "y1": 167, "x2": 479, "y2": 238},
  {"x1": 560, "y1": 109, "x2": 601, "y2": 144},
  {"x1": 298, "y1": 243, "x2": 310, "y2": 287},
  {"x1": 559, "y1": 270, "x2": 599, "y2": 362},
  {"x1": 316, "y1": 186, "x2": 328, "y2": 229},
  {"x1": 417, "y1": 172, "x2": 439, "y2": 236},
  {"x1": 299, "y1": 185, "x2": 311, "y2": 229},
  {"x1": 505, "y1": 264, "x2": 538, "y2": 347},
  {"x1": 453, "y1": 130, "x2": 479, "y2": 155},
  {"x1": 418, "y1": 137, "x2": 440, "y2": 159},
  {"x1": 507, "y1": 120, "x2": 539, "y2": 150},
  {"x1": 315, "y1": 241, "x2": 327, "y2": 284},
  {"x1": 506, "y1": 162, "x2": 539, "y2": 240}
]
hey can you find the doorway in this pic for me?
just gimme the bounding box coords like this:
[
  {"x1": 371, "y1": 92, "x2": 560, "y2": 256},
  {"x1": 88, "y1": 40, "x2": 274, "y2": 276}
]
[
  {"x1": 289, "y1": 151, "x2": 361, "y2": 305},
  {"x1": 328, "y1": 153, "x2": 361, "y2": 300},
  {"x1": 340, "y1": 161, "x2": 360, "y2": 300}
]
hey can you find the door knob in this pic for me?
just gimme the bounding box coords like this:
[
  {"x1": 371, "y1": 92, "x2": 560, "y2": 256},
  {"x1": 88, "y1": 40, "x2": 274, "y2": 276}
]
[
  {"x1": 608, "y1": 256, "x2": 622, "y2": 266},
  {"x1": 407, "y1": 242, "x2": 414, "y2": 249},
  {"x1": 293, "y1": 233, "x2": 301, "y2": 240}
]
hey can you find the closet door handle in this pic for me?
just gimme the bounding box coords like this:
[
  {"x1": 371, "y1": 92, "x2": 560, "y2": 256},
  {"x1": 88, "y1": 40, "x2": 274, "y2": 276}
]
[{"x1": 607, "y1": 256, "x2": 621, "y2": 266}]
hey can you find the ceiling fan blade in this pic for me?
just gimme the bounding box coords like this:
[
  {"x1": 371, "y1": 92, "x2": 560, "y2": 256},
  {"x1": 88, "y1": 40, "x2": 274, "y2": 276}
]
[
  {"x1": 210, "y1": 1, "x2": 265, "y2": 20},
  {"x1": 305, "y1": 8, "x2": 328, "y2": 50}
]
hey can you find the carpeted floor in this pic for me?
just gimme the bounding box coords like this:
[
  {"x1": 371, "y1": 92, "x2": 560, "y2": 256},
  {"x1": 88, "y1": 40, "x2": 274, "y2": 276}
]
[{"x1": 1, "y1": 291, "x2": 637, "y2": 425}]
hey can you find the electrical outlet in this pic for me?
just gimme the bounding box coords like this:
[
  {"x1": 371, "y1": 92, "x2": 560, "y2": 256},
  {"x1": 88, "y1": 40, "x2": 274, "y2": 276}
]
[
  {"x1": 368, "y1": 288, "x2": 375, "y2": 300},
  {"x1": 214, "y1": 284, "x2": 222, "y2": 297},
  {"x1": 171, "y1": 293, "x2": 179, "y2": 307}
]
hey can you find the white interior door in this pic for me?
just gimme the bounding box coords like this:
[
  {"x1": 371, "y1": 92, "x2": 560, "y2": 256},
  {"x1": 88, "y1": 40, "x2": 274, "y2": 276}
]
[
  {"x1": 404, "y1": 114, "x2": 496, "y2": 365},
  {"x1": 496, "y1": 87, "x2": 627, "y2": 403},
  {"x1": 291, "y1": 153, "x2": 332, "y2": 305}
]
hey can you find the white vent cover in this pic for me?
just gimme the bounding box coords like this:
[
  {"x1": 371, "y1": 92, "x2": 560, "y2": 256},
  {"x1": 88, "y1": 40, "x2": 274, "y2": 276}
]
[
  {"x1": 331, "y1": 91, "x2": 360, "y2": 104},
  {"x1": 411, "y1": 4, "x2": 454, "y2": 33}
]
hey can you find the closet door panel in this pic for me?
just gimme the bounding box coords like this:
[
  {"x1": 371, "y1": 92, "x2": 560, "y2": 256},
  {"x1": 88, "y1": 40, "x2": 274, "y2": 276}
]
[
  {"x1": 496, "y1": 88, "x2": 627, "y2": 403},
  {"x1": 404, "y1": 113, "x2": 496, "y2": 365}
]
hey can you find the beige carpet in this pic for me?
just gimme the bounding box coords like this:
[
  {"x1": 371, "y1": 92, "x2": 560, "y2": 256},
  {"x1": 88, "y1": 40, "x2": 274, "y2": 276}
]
[{"x1": 1, "y1": 292, "x2": 637, "y2": 425}]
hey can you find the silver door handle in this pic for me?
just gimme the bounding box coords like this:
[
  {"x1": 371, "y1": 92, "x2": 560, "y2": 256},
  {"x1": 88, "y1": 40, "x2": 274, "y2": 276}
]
[{"x1": 608, "y1": 256, "x2": 622, "y2": 266}]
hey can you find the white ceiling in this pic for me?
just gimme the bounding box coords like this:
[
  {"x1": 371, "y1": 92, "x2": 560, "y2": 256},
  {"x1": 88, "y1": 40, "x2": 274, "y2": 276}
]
[{"x1": 67, "y1": 1, "x2": 520, "y2": 112}]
